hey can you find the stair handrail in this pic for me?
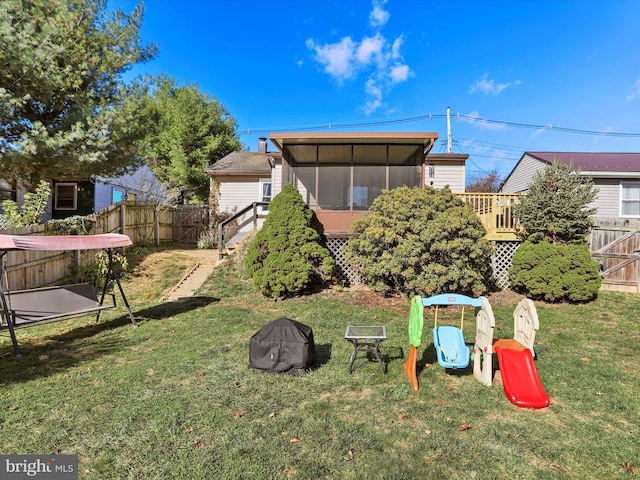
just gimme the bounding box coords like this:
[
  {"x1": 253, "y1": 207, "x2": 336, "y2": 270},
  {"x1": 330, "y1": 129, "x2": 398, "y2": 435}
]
[{"x1": 218, "y1": 202, "x2": 269, "y2": 259}]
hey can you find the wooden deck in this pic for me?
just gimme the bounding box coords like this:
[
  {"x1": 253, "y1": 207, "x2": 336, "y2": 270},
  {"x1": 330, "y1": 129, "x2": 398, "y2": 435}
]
[{"x1": 456, "y1": 192, "x2": 521, "y2": 241}]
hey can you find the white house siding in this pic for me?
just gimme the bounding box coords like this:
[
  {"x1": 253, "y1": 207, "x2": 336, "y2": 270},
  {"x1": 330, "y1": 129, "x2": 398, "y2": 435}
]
[
  {"x1": 272, "y1": 160, "x2": 283, "y2": 197},
  {"x1": 429, "y1": 160, "x2": 465, "y2": 192},
  {"x1": 591, "y1": 179, "x2": 619, "y2": 217},
  {"x1": 501, "y1": 154, "x2": 545, "y2": 193},
  {"x1": 218, "y1": 176, "x2": 263, "y2": 233}
]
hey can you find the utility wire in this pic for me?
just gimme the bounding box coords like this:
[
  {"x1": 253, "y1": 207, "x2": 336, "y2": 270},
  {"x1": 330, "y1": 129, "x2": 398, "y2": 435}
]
[{"x1": 240, "y1": 112, "x2": 640, "y2": 138}]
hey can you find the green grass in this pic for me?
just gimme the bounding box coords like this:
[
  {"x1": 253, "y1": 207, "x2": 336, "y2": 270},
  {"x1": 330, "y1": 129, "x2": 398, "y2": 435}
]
[{"x1": 1, "y1": 250, "x2": 639, "y2": 479}]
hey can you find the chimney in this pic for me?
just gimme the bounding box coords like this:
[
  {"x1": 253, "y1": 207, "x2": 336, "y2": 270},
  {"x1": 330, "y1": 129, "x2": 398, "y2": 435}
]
[{"x1": 258, "y1": 137, "x2": 267, "y2": 154}]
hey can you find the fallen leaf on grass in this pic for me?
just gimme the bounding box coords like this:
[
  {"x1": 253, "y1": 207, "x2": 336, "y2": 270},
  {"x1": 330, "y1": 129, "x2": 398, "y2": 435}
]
[
  {"x1": 620, "y1": 461, "x2": 635, "y2": 473},
  {"x1": 552, "y1": 464, "x2": 568, "y2": 473},
  {"x1": 290, "y1": 438, "x2": 302, "y2": 444},
  {"x1": 436, "y1": 399, "x2": 446, "y2": 406},
  {"x1": 458, "y1": 424, "x2": 472, "y2": 431},
  {"x1": 580, "y1": 357, "x2": 590, "y2": 362},
  {"x1": 397, "y1": 413, "x2": 408, "y2": 419},
  {"x1": 234, "y1": 413, "x2": 244, "y2": 420}
]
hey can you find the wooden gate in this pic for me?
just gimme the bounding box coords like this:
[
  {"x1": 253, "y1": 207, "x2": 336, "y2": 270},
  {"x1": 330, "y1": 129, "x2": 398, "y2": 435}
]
[
  {"x1": 589, "y1": 229, "x2": 640, "y2": 293},
  {"x1": 173, "y1": 205, "x2": 209, "y2": 245}
]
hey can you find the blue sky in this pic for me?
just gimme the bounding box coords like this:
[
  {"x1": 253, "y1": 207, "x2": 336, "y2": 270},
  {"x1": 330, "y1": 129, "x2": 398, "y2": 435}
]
[{"x1": 110, "y1": 0, "x2": 640, "y2": 181}]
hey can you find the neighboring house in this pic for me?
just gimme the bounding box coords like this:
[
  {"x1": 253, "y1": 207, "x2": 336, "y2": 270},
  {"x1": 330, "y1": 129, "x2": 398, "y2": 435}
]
[
  {"x1": 1, "y1": 164, "x2": 169, "y2": 221},
  {"x1": 501, "y1": 152, "x2": 640, "y2": 223},
  {"x1": 206, "y1": 137, "x2": 282, "y2": 233},
  {"x1": 207, "y1": 132, "x2": 469, "y2": 236}
]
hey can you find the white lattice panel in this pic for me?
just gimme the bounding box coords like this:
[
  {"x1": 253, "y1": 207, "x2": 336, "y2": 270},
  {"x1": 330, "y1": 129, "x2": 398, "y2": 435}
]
[
  {"x1": 324, "y1": 236, "x2": 364, "y2": 285},
  {"x1": 325, "y1": 236, "x2": 521, "y2": 290},
  {"x1": 491, "y1": 241, "x2": 521, "y2": 289}
]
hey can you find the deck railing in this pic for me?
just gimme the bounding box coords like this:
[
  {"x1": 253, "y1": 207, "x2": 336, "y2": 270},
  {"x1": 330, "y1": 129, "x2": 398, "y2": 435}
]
[{"x1": 455, "y1": 192, "x2": 521, "y2": 240}]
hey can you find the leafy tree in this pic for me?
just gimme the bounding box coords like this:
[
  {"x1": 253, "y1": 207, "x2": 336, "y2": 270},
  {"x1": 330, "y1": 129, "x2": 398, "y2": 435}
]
[
  {"x1": 244, "y1": 184, "x2": 335, "y2": 298},
  {"x1": 466, "y1": 169, "x2": 503, "y2": 193},
  {"x1": 514, "y1": 160, "x2": 598, "y2": 244},
  {"x1": 135, "y1": 76, "x2": 242, "y2": 204},
  {"x1": 345, "y1": 186, "x2": 494, "y2": 297},
  {"x1": 0, "y1": 0, "x2": 157, "y2": 184},
  {"x1": 0, "y1": 180, "x2": 51, "y2": 227}
]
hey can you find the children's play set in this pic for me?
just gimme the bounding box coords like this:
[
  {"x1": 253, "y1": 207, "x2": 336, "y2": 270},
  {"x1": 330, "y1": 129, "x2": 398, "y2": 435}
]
[{"x1": 402, "y1": 293, "x2": 550, "y2": 409}]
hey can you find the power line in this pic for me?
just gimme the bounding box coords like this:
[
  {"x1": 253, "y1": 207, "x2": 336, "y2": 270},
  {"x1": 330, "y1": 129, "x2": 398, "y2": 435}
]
[{"x1": 239, "y1": 112, "x2": 640, "y2": 138}]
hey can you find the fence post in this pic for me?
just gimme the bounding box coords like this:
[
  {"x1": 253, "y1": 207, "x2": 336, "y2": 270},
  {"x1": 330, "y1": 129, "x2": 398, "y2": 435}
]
[{"x1": 119, "y1": 204, "x2": 126, "y2": 235}]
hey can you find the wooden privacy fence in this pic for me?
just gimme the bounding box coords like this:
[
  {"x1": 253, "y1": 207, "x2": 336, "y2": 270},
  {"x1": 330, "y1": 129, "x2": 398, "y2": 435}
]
[
  {"x1": 0, "y1": 202, "x2": 209, "y2": 291},
  {"x1": 589, "y1": 227, "x2": 640, "y2": 293}
]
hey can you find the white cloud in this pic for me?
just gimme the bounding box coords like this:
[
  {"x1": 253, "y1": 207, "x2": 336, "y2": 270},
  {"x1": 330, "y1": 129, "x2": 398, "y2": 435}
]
[
  {"x1": 356, "y1": 35, "x2": 385, "y2": 66},
  {"x1": 532, "y1": 123, "x2": 553, "y2": 137},
  {"x1": 391, "y1": 37, "x2": 403, "y2": 59},
  {"x1": 389, "y1": 64, "x2": 410, "y2": 84},
  {"x1": 306, "y1": 1, "x2": 412, "y2": 115},
  {"x1": 306, "y1": 37, "x2": 357, "y2": 83},
  {"x1": 369, "y1": 0, "x2": 390, "y2": 28},
  {"x1": 461, "y1": 111, "x2": 506, "y2": 131},
  {"x1": 469, "y1": 73, "x2": 520, "y2": 96},
  {"x1": 627, "y1": 77, "x2": 640, "y2": 101}
]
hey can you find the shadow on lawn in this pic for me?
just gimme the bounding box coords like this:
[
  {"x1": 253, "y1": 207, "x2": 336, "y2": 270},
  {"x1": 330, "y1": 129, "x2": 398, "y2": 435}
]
[
  {"x1": 416, "y1": 342, "x2": 474, "y2": 377},
  {"x1": 0, "y1": 296, "x2": 220, "y2": 383}
]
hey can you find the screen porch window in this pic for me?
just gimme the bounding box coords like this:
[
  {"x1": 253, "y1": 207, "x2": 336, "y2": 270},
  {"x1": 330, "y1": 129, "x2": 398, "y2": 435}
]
[
  {"x1": 55, "y1": 183, "x2": 78, "y2": 210},
  {"x1": 621, "y1": 183, "x2": 640, "y2": 217}
]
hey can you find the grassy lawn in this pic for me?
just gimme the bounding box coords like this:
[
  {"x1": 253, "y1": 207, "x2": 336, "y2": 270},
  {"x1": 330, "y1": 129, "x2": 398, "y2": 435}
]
[{"x1": 1, "y1": 248, "x2": 639, "y2": 479}]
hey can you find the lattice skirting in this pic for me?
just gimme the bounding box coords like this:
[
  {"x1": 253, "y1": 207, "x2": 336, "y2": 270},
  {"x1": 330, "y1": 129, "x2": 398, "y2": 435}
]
[
  {"x1": 324, "y1": 235, "x2": 521, "y2": 289},
  {"x1": 491, "y1": 241, "x2": 521, "y2": 290},
  {"x1": 323, "y1": 236, "x2": 364, "y2": 285}
]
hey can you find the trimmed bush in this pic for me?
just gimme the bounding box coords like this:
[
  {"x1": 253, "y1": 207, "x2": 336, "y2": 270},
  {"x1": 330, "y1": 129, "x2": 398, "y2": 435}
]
[
  {"x1": 345, "y1": 185, "x2": 494, "y2": 297},
  {"x1": 244, "y1": 184, "x2": 335, "y2": 298},
  {"x1": 509, "y1": 236, "x2": 602, "y2": 302}
]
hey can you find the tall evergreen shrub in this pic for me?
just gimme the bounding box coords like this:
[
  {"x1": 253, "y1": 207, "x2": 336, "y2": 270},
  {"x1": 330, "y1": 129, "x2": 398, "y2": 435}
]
[
  {"x1": 345, "y1": 186, "x2": 493, "y2": 297},
  {"x1": 244, "y1": 184, "x2": 335, "y2": 298},
  {"x1": 510, "y1": 160, "x2": 602, "y2": 302}
]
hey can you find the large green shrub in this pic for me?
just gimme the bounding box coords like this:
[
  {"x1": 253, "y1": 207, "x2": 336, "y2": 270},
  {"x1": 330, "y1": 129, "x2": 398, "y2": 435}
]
[
  {"x1": 509, "y1": 236, "x2": 602, "y2": 302},
  {"x1": 345, "y1": 186, "x2": 494, "y2": 297},
  {"x1": 244, "y1": 184, "x2": 335, "y2": 298}
]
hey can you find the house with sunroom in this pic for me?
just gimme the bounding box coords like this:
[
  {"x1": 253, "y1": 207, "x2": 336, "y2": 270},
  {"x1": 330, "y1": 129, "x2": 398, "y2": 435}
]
[
  {"x1": 207, "y1": 132, "x2": 472, "y2": 237},
  {"x1": 500, "y1": 152, "x2": 640, "y2": 225},
  {"x1": 207, "y1": 131, "x2": 479, "y2": 282}
]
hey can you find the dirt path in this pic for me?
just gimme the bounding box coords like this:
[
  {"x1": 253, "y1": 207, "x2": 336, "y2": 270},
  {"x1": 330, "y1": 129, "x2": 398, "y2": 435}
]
[{"x1": 163, "y1": 248, "x2": 223, "y2": 302}]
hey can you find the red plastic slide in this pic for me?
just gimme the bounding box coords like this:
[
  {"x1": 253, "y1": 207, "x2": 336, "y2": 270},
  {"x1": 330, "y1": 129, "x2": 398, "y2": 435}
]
[{"x1": 494, "y1": 346, "x2": 550, "y2": 409}]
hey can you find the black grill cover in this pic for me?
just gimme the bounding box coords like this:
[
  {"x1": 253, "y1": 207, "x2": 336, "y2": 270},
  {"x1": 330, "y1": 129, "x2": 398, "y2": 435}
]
[{"x1": 249, "y1": 317, "x2": 315, "y2": 375}]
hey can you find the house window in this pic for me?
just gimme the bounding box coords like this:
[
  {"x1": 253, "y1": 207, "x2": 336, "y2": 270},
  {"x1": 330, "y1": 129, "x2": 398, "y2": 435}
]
[
  {"x1": 621, "y1": 183, "x2": 640, "y2": 217},
  {"x1": 112, "y1": 189, "x2": 125, "y2": 204},
  {"x1": 55, "y1": 183, "x2": 78, "y2": 210},
  {"x1": 259, "y1": 179, "x2": 272, "y2": 212}
]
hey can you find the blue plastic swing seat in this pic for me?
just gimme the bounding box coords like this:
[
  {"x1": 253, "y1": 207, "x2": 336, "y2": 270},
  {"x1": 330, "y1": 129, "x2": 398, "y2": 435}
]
[{"x1": 432, "y1": 326, "x2": 470, "y2": 369}]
